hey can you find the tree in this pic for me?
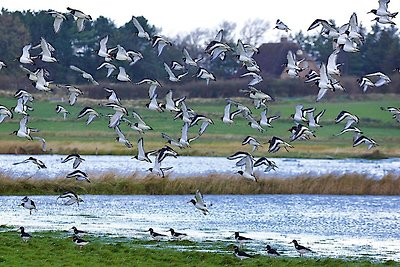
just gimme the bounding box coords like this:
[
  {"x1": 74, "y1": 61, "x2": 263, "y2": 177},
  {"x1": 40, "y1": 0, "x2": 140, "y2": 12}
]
[{"x1": 239, "y1": 18, "x2": 270, "y2": 46}]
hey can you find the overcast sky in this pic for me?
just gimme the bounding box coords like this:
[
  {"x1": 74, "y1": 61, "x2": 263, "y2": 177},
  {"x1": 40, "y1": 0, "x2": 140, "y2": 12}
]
[{"x1": 1, "y1": 0, "x2": 399, "y2": 42}]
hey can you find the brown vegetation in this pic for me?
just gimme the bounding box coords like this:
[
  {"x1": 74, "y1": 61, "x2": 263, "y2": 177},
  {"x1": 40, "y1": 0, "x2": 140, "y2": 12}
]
[{"x1": 1, "y1": 172, "x2": 399, "y2": 196}]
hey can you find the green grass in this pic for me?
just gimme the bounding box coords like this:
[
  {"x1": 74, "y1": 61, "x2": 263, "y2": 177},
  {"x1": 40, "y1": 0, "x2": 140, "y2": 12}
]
[
  {"x1": 1, "y1": 94, "x2": 399, "y2": 157},
  {"x1": 0, "y1": 230, "x2": 396, "y2": 267}
]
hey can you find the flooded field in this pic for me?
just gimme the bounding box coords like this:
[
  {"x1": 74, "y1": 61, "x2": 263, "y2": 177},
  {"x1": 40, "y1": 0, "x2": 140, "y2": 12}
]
[{"x1": 1, "y1": 194, "x2": 399, "y2": 261}]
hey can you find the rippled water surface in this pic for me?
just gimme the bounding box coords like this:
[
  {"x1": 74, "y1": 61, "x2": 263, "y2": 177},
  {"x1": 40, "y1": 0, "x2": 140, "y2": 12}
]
[
  {"x1": 1, "y1": 154, "x2": 399, "y2": 178},
  {"x1": 1, "y1": 194, "x2": 399, "y2": 261}
]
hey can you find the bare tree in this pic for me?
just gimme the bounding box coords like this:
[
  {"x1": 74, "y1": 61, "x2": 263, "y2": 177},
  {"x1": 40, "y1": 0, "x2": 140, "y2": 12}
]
[{"x1": 240, "y1": 18, "x2": 270, "y2": 46}]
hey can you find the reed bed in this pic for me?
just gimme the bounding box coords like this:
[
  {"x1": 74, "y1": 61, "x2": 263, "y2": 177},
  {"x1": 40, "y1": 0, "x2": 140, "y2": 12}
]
[{"x1": 1, "y1": 173, "x2": 399, "y2": 196}]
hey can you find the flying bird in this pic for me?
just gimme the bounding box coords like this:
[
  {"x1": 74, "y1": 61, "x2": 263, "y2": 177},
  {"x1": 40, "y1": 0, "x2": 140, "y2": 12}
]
[{"x1": 188, "y1": 189, "x2": 210, "y2": 215}]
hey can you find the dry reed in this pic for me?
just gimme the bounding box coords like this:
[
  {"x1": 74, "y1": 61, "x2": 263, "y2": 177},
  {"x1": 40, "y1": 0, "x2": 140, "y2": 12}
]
[{"x1": 0, "y1": 173, "x2": 399, "y2": 196}]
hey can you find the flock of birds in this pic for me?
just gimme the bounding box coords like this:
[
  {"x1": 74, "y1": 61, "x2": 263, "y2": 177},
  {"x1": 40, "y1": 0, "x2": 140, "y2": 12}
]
[{"x1": 0, "y1": 0, "x2": 399, "y2": 259}]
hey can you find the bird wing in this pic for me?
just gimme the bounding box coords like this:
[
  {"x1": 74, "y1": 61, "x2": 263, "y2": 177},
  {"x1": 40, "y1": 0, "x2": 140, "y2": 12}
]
[
  {"x1": 70, "y1": 65, "x2": 85, "y2": 74},
  {"x1": 195, "y1": 190, "x2": 205, "y2": 206}
]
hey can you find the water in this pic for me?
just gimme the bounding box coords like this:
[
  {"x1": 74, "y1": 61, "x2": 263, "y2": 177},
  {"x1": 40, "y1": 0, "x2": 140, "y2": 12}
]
[
  {"x1": 1, "y1": 194, "x2": 399, "y2": 261},
  {"x1": 1, "y1": 154, "x2": 399, "y2": 179}
]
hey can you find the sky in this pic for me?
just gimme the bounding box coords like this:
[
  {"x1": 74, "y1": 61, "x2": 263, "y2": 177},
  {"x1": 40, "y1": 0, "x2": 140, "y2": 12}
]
[{"x1": 1, "y1": 0, "x2": 399, "y2": 42}]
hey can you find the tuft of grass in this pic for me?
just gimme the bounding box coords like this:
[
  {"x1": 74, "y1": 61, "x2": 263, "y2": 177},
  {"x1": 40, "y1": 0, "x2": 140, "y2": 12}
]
[
  {"x1": 0, "y1": 230, "x2": 394, "y2": 267},
  {"x1": 1, "y1": 173, "x2": 399, "y2": 196}
]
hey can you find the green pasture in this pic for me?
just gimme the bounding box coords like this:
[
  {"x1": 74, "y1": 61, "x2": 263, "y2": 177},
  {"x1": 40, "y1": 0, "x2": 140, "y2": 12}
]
[
  {"x1": 0, "y1": 94, "x2": 399, "y2": 157},
  {"x1": 0, "y1": 229, "x2": 395, "y2": 267}
]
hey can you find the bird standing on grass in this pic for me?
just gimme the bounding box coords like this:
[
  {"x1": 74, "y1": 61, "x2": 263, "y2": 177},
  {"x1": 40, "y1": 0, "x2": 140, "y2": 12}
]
[
  {"x1": 233, "y1": 245, "x2": 254, "y2": 260},
  {"x1": 146, "y1": 228, "x2": 167, "y2": 241},
  {"x1": 73, "y1": 235, "x2": 89, "y2": 248},
  {"x1": 266, "y1": 245, "x2": 281, "y2": 256},
  {"x1": 290, "y1": 239, "x2": 314, "y2": 256},
  {"x1": 19, "y1": 226, "x2": 32, "y2": 242},
  {"x1": 71, "y1": 226, "x2": 87, "y2": 237}
]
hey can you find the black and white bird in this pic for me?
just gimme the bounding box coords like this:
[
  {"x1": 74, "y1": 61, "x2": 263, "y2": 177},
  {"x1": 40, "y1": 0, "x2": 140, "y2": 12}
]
[
  {"x1": 358, "y1": 72, "x2": 391, "y2": 92},
  {"x1": 152, "y1": 35, "x2": 172, "y2": 56},
  {"x1": 221, "y1": 103, "x2": 242, "y2": 125},
  {"x1": 240, "y1": 71, "x2": 263, "y2": 86},
  {"x1": 57, "y1": 85, "x2": 83, "y2": 106},
  {"x1": 97, "y1": 62, "x2": 117, "y2": 78},
  {"x1": 266, "y1": 245, "x2": 281, "y2": 256},
  {"x1": 116, "y1": 66, "x2": 132, "y2": 82},
  {"x1": 115, "y1": 126, "x2": 132, "y2": 148},
  {"x1": 242, "y1": 136, "x2": 262, "y2": 152},
  {"x1": 188, "y1": 189, "x2": 210, "y2": 215},
  {"x1": 147, "y1": 150, "x2": 173, "y2": 178},
  {"x1": 353, "y1": 135, "x2": 379, "y2": 150},
  {"x1": 73, "y1": 236, "x2": 90, "y2": 248},
  {"x1": 335, "y1": 126, "x2": 363, "y2": 136},
  {"x1": 234, "y1": 232, "x2": 253, "y2": 245},
  {"x1": 381, "y1": 106, "x2": 400, "y2": 123},
  {"x1": 161, "y1": 90, "x2": 186, "y2": 112},
  {"x1": 13, "y1": 157, "x2": 46, "y2": 169},
  {"x1": 274, "y1": 19, "x2": 290, "y2": 32},
  {"x1": 103, "y1": 88, "x2": 121, "y2": 105},
  {"x1": 233, "y1": 245, "x2": 254, "y2": 260},
  {"x1": 61, "y1": 154, "x2": 85, "y2": 169},
  {"x1": 19, "y1": 44, "x2": 35, "y2": 65},
  {"x1": 254, "y1": 157, "x2": 278, "y2": 173},
  {"x1": 237, "y1": 154, "x2": 257, "y2": 182},
  {"x1": 335, "y1": 110, "x2": 359, "y2": 129},
  {"x1": 67, "y1": 7, "x2": 92, "y2": 32},
  {"x1": 307, "y1": 109, "x2": 326, "y2": 128},
  {"x1": 66, "y1": 170, "x2": 90, "y2": 183},
  {"x1": 131, "y1": 16, "x2": 150, "y2": 40},
  {"x1": 135, "y1": 78, "x2": 162, "y2": 99},
  {"x1": 195, "y1": 67, "x2": 216, "y2": 85},
  {"x1": 56, "y1": 105, "x2": 69, "y2": 120},
  {"x1": 0, "y1": 105, "x2": 12, "y2": 124},
  {"x1": 71, "y1": 226, "x2": 87, "y2": 237},
  {"x1": 77, "y1": 107, "x2": 100, "y2": 125},
  {"x1": 70, "y1": 65, "x2": 99, "y2": 85},
  {"x1": 268, "y1": 136, "x2": 294, "y2": 153},
  {"x1": 20, "y1": 196, "x2": 37, "y2": 215},
  {"x1": 19, "y1": 227, "x2": 32, "y2": 242},
  {"x1": 289, "y1": 124, "x2": 316, "y2": 142},
  {"x1": 46, "y1": 10, "x2": 68, "y2": 33},
  {"x1": 290, "y1": 240, "x2": 313, "y2": 256},
  {"x1": 57, "y1": 191, "x2": 84, "y2": 206},
  {"x1": 259, "y1": 108, "x2": 280, "y2": 128},
  {"x1": 167, "y1": 228, "x2": 187, "y2": 240},
  {"x1": 182, "y1": 48, "x2": 202, "y2": 67},
  {"x1": 146, "y1": 228, "x2": 167, "y2": 241},
  {"x1": 190, "y1": 114, "x2": 214, "y2": 136},
  {"x1": 164, "y1": 62, "x2": 188, "y2": 82},
  {"x1": 368, "y1": 0, "x2": 398, "y2": 18},
  {"x1": 96, "y1": 35, "x2": 113, "y2": 61},
  {"x1": 132, "y1": 137, "x2": 153, "y2": 163}
]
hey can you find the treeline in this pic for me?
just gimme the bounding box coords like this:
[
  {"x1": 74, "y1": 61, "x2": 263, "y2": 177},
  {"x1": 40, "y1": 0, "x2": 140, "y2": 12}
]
[{"x1": 0, "y1": 8, "x2": 400, "y2": 98}]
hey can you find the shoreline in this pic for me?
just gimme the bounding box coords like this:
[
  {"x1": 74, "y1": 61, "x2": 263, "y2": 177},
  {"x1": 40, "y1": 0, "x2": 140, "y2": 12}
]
[{"x1": 0, "y1": 229, "x2": 396, "y2": 266}]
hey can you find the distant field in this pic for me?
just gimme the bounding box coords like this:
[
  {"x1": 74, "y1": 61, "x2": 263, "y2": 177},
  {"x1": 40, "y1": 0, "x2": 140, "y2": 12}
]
[{"x1": 0, "y1": 93, "x2": 399, "y2": 158}]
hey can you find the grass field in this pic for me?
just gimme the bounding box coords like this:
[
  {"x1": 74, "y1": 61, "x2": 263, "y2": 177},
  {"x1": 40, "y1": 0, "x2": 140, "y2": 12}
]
[
  {"x1": 0, "y1": 229, "x2": 396, "y2": 267},
  {"x1": 0, "y1": 93, "x2": 399, "y2": 158}
]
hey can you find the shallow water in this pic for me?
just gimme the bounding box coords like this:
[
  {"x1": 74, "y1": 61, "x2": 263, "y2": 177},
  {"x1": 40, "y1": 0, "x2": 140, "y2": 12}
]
[
  {"x1": 1, "y1": 154, "x2": 400, "y2": 179},
  {"x1": 1, "y1": 194, "x2": 399, "y2": 261}
]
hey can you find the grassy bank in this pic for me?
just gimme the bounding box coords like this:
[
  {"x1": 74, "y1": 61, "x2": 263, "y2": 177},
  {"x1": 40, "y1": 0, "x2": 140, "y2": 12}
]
[
  {"x1": 1, "y1": 173, "x2": 400, "y2": 196},
  {"x1": 0, "y1": 94, "x2": 400, "y2": 158},
  {"x1": 0, "y1": 230, "x2": 396, "y2": 267}
]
